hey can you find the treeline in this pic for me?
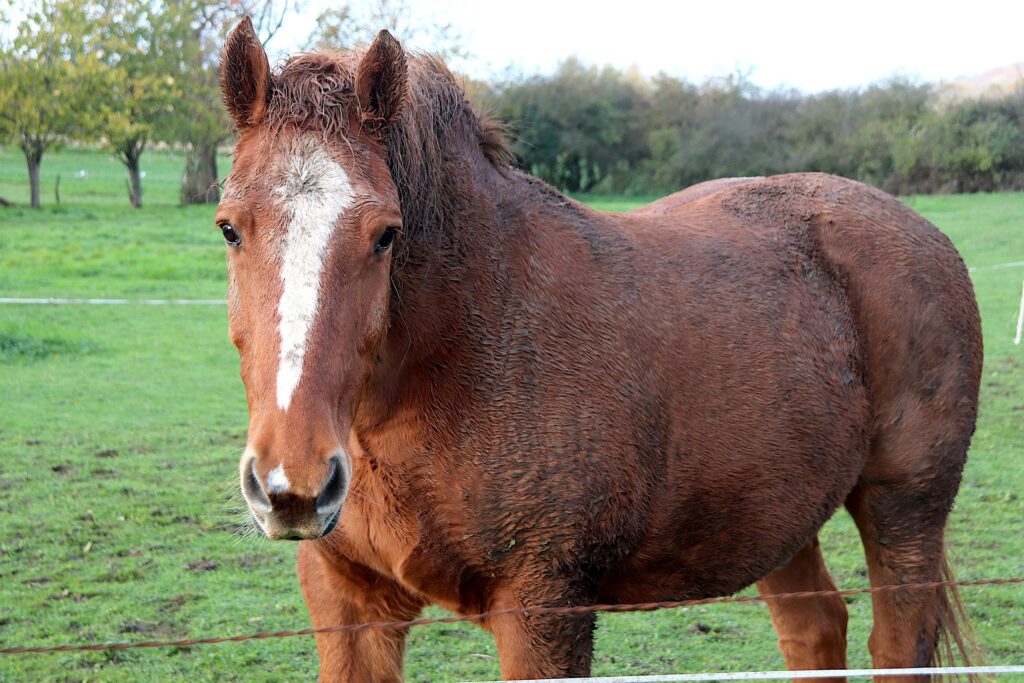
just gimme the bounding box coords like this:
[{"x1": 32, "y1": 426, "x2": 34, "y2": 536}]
[
  {"x1": 2, "y1": 1, "x2": 1022, "y2": 210},
  {"x1": 484, "y1": 59, "x2": 1024, "y2": 196},
  {"x1": 0, "y1": 0, "x2": 294, "y2": 208}
]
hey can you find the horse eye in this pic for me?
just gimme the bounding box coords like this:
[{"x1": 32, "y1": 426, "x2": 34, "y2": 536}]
[
  {"x1": 221, "y1": 223, "x2": 241, "y2": 247},
  {"x1": 374, "y1": 227, "x2": 397, "y2": 254}
]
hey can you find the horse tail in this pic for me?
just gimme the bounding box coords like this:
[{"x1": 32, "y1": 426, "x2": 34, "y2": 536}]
[{"x1": 936, "y1": 551, "x2": 985, "y2": 681}]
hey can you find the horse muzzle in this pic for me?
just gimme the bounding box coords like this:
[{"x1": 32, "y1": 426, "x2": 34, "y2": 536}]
[{"x1": 240, "y1": 452, "x2": 348, "y2": 540}]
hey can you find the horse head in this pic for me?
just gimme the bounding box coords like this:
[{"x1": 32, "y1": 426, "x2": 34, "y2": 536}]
[{"x1": 217, "y1": 18, "x2": 406, "y2": 540}]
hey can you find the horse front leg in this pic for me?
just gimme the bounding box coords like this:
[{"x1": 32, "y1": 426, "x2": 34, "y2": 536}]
[
  {"x1": 297, "y1": 541, "x2": 425, "y2": 683},
  {"x1": 484, "y1": 583, "x2": 597, "y2": 680}
]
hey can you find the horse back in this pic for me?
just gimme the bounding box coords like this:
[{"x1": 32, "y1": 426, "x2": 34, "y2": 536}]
[{"x1": 640, "y1": 172, "x2": 983, "y2": 472}]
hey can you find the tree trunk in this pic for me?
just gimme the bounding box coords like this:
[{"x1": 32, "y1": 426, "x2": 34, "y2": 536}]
[
  {"x1": 126, "y1": 149, "x2": 143, "y2": 208},
  {"x1": 180, "y1": 142, "x2": 220, "y2": 205},
  {"x1": 114, "y1": 138, "x2": 146, "y2": 208},
  {"x1": 22, "y1": 139, "x2": 43, "y2": 209}
]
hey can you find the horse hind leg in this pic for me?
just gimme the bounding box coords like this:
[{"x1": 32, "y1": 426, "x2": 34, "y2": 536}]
[
  {"x1": 845, "y1": 427, "x2": 976, "y2": 683},
  {"x1": 757, "y1": 535, "x2": 849, "y2": 683}
]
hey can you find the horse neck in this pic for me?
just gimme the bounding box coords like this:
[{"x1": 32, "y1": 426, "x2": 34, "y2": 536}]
[
  {"x1": 364, "y1": 138, "x2": 580, "y2": 423},
  {"x1": 389, "y1": 140, "x2": 519, "y2": 351}
]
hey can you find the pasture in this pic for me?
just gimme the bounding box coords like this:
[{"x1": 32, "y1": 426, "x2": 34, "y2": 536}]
[{"x1": 0, "y1": 147, "x2": 1022, "y2": 682}]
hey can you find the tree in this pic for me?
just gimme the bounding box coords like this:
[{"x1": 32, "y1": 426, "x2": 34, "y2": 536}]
[
  {"x1": 846, "y1": 79, "x2": 931, "y2": 192},
  {"x1": 0, "y1": 0, "x2": 108, "y2": 208},
  {"x1": 495, "y1": 58, "x2": 648, "y2": 193},
  {"x1": 307, "y1": 0, "x2": 466, "y2": 60},
  {"x1": 97, "y1": 0, "x2": 179, "y2": 207},
  {"x1": 166, "y1": 0, "x2": 291, "y2": 205},
  {"x1": 899, "y1": 90, "x2": 1024, "y2": 193},
  {"x1": 639, "y1": 74, "x2": 700, "y2": 190},
  {"x1": 667, "y1": 77, "x2": 798, "y2": 186}
]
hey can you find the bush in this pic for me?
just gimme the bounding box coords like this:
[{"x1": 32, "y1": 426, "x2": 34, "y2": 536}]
[{"x1": 489, "y1": 64, "x2": 1024, "y2": 196}]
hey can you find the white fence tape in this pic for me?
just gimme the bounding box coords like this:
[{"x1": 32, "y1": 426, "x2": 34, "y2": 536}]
[
  {"x1": 0, "y1": 260, "x2": 1021, "y2": 308},
  {"x1": 969, "y1": 260, "x2": 1024, "y2": 272},
  {"x1": 0, "y1": 259, "x2": 1021, "y2": 308},
  {"x1": 475, "y1": 664, "x2": 1024, "y2": 682}
]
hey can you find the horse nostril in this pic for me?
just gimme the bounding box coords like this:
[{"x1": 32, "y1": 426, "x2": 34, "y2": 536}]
[
  {"x1": 242, "y1": 457, "x2": 271, "y2": 511},
  {"x1": 315, "y1": 455, "x2": 347, "y2": 514}
]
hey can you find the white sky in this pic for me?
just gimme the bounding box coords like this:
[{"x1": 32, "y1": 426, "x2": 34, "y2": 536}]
[{"x1": 266, "y1": 0, "x2": 1024, "y2": 92}]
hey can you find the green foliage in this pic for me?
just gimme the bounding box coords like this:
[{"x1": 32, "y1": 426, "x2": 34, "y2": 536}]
[
  {"x1": 0, "y1": 0, "x2": 111, "y2": 143},
  {"x1": 95, "y1": 0, "x2": 182, "y2": 206},
  {"x1": 900, "y1": 92, "x2": 1024, "y2": 193},
  {"x1": 163, "y1": 1, "x2": 232, "y2": 148},
  {"x1": 0, "y1": 0, "x2": 112, "y2": 206},
  {"x1": 493, "y1": 64, "x2": 1024, "y2": 196},
  {"x1": 494, "y1": 58, "x2": 649, "y2": 193},
  {"x1": 165, "y1": 0, "x2": 295, "y2": 205},
  {"x1": 0, "y1": 0, "x2": 293, "y2": 207},
  {"x1": 3, "y1": 3, "x2": 1023, "y2": 207},
  {"x1": 0, "y1": 146, "x2": 1022, "y2": 683}
]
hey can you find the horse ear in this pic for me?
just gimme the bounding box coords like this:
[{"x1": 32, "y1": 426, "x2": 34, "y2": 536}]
[
  {"x1": 221, "y1": 17, "x2": 272, "y2": 128},
  {"x1": 356, "y1": 30, "x2": 408, "y2": 134}
]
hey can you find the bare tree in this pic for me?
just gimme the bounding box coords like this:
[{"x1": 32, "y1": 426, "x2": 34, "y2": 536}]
[{"x1": 307, "y1": 0, "x2": 466, "y2": 61}]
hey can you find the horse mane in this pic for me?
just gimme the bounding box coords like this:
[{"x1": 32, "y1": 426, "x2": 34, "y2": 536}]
[{"x1": 265, "y1": 50, "x2": 514, "y2": 260}]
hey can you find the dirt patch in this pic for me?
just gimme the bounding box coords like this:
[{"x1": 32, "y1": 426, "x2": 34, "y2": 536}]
[
  {"x1": 231, "y1": 554, "x2": 271, "y2": 570},
  {"x1": 89, "y1": 468, "x2": 119, "y2": 478},
  {"x1": 184, "y1": 559, "x2": 217, "y2": 571},
  {"x1": 98, "y1": 567, "x2": 147, "y2": 583},
  {"x1": 159, "y1": 594, "x2": 196, "y2": 614},
  {"x1": 49, "y1": 588, "x2": 92, "y2": 602},
  {"x1": 120, "y1": 619, "x2": 176, "y2": 637}
]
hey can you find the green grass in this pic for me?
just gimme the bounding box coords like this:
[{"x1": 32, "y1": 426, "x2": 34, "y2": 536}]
[
  {"x1": 0, "y1": 146, "x2": 232, "y2": 208},
  {"x1": 0, "y1": 147, "x2": 1022, "y2": 681}
]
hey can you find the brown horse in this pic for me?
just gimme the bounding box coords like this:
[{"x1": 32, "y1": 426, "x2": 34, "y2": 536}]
[{"x1": 216, "y1": 18, "x2": 982, "y2": 682}]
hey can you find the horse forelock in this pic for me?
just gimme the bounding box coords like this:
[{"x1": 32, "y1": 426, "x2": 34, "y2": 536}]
[
  {"x1": 262, "y1": 50, "x2": 513, "y2": 222},
  {"x1": 265, "y1": 50, "x2": 510, "y2": 160},
  {"x1": 266, "y1": 51, "x2": 359, "y2": 139}
]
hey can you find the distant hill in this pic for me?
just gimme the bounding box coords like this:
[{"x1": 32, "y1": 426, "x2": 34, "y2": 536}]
[{"x1": 939, "y1": 62, "x2": 1024, "y2": 101}]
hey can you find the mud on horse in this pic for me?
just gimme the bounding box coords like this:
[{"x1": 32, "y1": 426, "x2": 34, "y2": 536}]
[{"x1": 216, "y1": 18, "x2": 982, "y2": 682}]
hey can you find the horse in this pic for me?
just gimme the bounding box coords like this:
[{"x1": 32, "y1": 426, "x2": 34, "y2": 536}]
[{"x1": 216, "y1": 18, "x2": 982, "y2": 682}]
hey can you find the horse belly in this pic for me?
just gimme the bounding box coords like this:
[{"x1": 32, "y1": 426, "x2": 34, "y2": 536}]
[{"x1": 599, "y1": 223, "x2": 870, "y2": 602}]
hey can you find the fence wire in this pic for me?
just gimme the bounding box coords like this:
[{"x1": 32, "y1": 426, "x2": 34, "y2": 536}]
[{"x1": 2, "y1": 576, "x2": 1021, "y2": 656}]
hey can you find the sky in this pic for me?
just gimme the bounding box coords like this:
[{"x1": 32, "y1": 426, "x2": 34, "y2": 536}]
[{"x1": 266, "y1": 0, "x2": 1024, "y2": 93}]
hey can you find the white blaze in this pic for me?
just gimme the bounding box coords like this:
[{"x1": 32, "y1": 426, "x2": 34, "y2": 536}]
[
  {"x1": 274, "y1": 140, "x2": 355, "y2": 411},
  {"x1": 266, "y1": 464, "x2": 290, "y2": 494}
]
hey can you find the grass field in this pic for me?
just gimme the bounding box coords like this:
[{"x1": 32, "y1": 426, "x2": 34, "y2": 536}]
[{"x1": 1, "y1": 147, "x2": 1022, "y2": 682}]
